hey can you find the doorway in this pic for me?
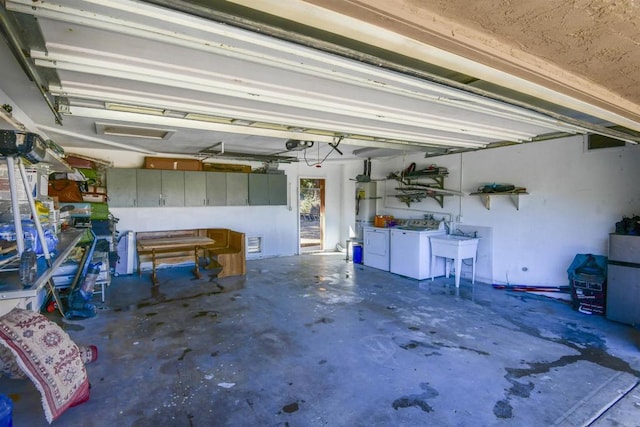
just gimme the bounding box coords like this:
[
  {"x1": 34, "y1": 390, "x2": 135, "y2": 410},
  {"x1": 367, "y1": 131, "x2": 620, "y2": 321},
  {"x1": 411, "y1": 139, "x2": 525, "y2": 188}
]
[{"x1": 299, "y1": 178, "x2": 325, "y2": 253}]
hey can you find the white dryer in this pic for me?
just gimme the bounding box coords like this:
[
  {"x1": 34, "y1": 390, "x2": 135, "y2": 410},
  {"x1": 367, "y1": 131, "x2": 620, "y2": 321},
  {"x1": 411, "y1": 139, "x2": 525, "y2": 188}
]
[{"x1": 363, "y1": 226, "x2": 390, "y2": 271}]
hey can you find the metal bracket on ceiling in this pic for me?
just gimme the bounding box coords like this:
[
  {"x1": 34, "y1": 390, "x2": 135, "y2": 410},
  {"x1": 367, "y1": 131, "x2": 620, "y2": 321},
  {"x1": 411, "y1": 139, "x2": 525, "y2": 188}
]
[
  {"x1": 205, "y1": 141, "x2": 224, "y2": 155},
  {"x1": 0, "y1": 6, "x2": 63, "y2": 124}
]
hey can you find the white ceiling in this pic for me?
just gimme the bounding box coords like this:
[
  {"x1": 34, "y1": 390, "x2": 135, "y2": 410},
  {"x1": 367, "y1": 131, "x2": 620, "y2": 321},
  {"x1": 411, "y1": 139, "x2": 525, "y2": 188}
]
[{"x1": 1, "y1": 0, "x2": 639, "y2": 164}]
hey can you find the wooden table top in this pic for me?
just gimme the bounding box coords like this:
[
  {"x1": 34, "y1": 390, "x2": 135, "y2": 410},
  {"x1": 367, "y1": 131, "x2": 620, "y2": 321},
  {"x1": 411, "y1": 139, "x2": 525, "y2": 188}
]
[{"x1": 137, "y1": 236, "x2": 216, "y2": 251}]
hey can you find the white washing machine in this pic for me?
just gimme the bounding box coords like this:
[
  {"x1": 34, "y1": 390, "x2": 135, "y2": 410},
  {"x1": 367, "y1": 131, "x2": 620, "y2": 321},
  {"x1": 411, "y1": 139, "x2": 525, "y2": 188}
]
[
  {"x1": 390, "y1": 228, "x2": 446, "y2": 280},
  {"x1": 363, "y1": 226, "x2": 390, "y2": 271}
]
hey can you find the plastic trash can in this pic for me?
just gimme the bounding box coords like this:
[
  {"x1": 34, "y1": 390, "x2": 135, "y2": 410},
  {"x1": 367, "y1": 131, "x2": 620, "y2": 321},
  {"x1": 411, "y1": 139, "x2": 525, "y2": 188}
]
[
  {"x1": 0, "y1": 395, "x2": 12, "y2": 427},
  {"x1": 353, "y1": 245, "x2": 363, "y2": 264}
]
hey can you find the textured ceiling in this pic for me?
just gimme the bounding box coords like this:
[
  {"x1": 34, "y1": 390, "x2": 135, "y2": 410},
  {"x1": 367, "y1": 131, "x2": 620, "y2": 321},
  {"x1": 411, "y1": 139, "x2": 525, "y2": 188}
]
[
  {"x1": 298, "y1": 0, "x2": 640, "y2": 125},
  {"x1": 2, "y1": 0, "x2": 639, "y2": 162},
  {"x1": 409, "y1": 0, "x2": 640, "y2": 113}
]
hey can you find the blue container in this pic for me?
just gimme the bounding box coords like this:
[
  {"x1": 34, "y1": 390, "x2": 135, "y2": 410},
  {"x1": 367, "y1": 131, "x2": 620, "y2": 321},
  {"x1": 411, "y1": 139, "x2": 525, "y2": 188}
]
[
  {"x1": 353, "y1": 245, "x2": 363, "y2": 264},
  {"x1": 0, "y1": 395, "x2": 12, "y2": 427}
]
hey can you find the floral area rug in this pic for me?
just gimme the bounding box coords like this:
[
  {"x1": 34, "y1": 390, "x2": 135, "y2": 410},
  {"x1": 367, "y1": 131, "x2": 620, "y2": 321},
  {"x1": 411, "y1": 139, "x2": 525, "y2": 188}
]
[{"x1": 0, "y1": 308, "x2": 90, "y2": 423}]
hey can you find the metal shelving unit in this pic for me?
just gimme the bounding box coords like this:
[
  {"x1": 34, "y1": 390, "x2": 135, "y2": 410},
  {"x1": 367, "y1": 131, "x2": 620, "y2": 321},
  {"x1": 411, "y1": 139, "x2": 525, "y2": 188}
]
[{"x1": 0, "y1": 128, "x2": 73, "y2": 315}]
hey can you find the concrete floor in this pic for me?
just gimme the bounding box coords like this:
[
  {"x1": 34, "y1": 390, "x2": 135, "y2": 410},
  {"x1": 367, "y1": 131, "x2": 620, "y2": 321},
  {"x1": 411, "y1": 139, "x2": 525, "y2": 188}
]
[{"x1": 2, "y1": 252, "x2": 640, "y2": 426}]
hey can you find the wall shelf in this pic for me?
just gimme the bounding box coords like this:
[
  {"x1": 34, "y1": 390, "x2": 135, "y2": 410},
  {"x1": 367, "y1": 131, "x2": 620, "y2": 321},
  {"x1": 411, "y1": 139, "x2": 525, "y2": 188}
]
[
  {"x1": 470, "y1": 191, "x2": 529, "y2": 210},
  {"x1": 387, "y1": 170, "x2": 462, "y2": 208}
]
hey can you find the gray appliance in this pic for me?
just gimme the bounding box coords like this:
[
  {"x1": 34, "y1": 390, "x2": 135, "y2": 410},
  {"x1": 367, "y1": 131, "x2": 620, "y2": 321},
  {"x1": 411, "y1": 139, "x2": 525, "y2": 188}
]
[
  {"x1": 115, "y1": 230, "x2": 136, "y2": 275},
  {"x1": 606, "y1": 233, "x2": 640, "y2": 326}
]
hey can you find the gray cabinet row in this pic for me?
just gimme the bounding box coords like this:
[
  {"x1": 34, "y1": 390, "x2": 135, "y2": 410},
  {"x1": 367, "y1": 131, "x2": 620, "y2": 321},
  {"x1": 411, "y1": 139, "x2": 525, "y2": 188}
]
[{"x1": 106, "y1": 168, "x2": 287, "y2": 207}]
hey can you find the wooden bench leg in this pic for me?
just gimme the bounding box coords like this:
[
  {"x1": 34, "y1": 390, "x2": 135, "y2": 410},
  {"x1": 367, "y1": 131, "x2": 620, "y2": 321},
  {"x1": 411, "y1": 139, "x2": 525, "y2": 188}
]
[
  {"x1": 193, "y1": 247, "x2": 201, "y2": 279},
  {"x1": 151, "y1": 249, "x2": 159, "y2": 285}
]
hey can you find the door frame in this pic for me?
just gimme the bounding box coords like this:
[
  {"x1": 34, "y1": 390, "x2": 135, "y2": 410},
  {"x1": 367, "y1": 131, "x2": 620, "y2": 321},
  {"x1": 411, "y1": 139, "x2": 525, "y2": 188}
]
[{"x1": 299, "y1": 177, "x2": 325, "y2": 253}]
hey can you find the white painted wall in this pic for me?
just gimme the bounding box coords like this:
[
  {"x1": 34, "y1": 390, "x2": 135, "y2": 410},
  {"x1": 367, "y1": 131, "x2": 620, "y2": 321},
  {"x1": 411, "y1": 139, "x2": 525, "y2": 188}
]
[
  {"x1": 70, "y1": 148, "x2": 346, "y2": 259},
  {"x1": 73, "y1": 137, "x2": 640, "y2": 287},
  {"x1": 360, "y1": 136, "x2": 640, "y2": 286}
]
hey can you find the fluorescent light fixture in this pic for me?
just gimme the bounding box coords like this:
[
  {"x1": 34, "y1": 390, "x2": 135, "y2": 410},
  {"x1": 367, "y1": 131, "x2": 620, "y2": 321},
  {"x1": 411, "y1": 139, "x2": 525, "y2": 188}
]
[
  {"x1": 231, "y1": 119, "x2": 255, "y2": 126},
  {"x1": 252, "y1": 122, "x2": 290, "y2": 131},
  {"x1": 37, "y1": 124, "x2": 157, "y2": 154},
  {"x1": 105, "y1": 102, "x2": 166, "y2": 115},
  {"x1": 184, "y1": 113, "x2": 233, "y2": 123},
  {"x1": 95, "y1": 122, "x2": 175, "y2": 140}
]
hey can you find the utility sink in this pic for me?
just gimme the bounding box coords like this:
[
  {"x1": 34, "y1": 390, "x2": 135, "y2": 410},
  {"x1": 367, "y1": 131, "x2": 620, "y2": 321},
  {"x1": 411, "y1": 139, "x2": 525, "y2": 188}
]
[{"x1": 430, "y1": 235, "x2": 480, "y2": 287}]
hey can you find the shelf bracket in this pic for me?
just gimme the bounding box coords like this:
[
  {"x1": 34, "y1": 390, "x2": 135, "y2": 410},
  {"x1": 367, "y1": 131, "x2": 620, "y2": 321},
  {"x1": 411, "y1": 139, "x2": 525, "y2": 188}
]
[
  {"x1": 479, "y1": 194, "x2": 491, "y2": 210},
  {"x1": 431, "y1": 194, "x2": 444, "y2": 208},
  {"x1": 472, "y1": 192, "x2": 528, "y2": 210},
  {"x1": 510, "y1": 194, "x2": 521, "y2": 210}
]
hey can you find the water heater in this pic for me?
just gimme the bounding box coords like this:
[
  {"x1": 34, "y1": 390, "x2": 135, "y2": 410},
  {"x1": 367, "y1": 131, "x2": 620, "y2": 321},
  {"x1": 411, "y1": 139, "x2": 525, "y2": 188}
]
[
  {"x1": 355, "y1": 181, "x2": 376, "y2": 239},
  {"x1": 355, "y1": 182, "x2": 376, "y2": 221}
]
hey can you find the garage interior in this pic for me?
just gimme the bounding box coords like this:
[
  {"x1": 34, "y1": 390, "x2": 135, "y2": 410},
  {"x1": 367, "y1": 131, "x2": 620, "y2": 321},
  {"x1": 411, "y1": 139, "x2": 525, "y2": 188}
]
[{"x1": 0, "y1": 0, "x2": 639, "y2": 425}]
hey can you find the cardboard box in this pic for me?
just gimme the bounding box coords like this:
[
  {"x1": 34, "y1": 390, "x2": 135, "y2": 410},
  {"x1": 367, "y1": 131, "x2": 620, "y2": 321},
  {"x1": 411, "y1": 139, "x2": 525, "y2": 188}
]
[
  {"x1": 82, "y1": 193, "x2": 108, "y2": 203},
  {"x1": 202, "y1": 163, "x2": 251, "y2": 173},
  {"x1": 144, "y1": 157, "x2": 202, "y2": 171},
  {"x1": 58, "y1": 202, "x2": 91, "y2": 218},
  {"x1": 87, "y1": 185, "x2": 106, "y2": 194},
  {"x1": 66, "y1": 155, "x2": 95, "y2": 169}
]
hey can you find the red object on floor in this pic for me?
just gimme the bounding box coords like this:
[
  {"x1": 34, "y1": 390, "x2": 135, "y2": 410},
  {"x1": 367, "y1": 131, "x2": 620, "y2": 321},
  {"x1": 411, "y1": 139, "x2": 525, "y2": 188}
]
[{"x1": 46, "y1": 301, "x2": 57, "y2": 313}]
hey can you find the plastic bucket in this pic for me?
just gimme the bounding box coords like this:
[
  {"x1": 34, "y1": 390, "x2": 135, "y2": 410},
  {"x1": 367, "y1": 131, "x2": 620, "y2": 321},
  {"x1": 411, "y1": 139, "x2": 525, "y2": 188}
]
[
  {"x1": 0, "y1": 395, "x2": 13, "y2": 427},
  {"x1": 353, "y1": 245, "x2": 363, "y2": 264}
]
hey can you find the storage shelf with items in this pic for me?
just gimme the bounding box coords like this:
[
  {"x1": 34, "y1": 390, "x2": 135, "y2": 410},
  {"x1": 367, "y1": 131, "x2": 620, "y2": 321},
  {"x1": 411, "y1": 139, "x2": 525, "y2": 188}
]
[
  {"x1": 386, "y1": 164, "x2": 463, "y2": 208},
  {"x1": 470, "y1": 183, "x2": 528, "y2": 210}
]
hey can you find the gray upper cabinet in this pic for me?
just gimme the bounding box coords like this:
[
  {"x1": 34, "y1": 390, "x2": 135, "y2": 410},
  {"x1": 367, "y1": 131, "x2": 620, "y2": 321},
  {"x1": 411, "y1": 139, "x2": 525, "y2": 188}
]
[
  {"x1": 226, "y1": 173, "x2": 248, "y2": 206},
  {"x1": 248, "y1": 174, "x2": 270, "y2": 205},
  {"x1": 136, "y1": 169, "x2": 162, "y2": 207},
  {"x1": 249, "y1": 174, "x2": 287, "y2": 205},
  {"x1": 107, "y1": 168, "x2": 137, "y2": 207},
  {"x1": 160, "y1": 170, "x2": 185, "y2": 207},
  {"x1": 185, "y1": 171, "x2": 207, "y2": 206},
  {"x1": 107, "y1": 168, "x2": 265, "y2": 208},
  {"x1": 268, "y1": 174, "x2": 287, "y2": 205},
  {"x1": 183, "y1": 171, "x2": 236, "y2": 206},
  {"x1": 205, "y1": 172, "x2": 227, "y2": 206},
  {"x1": 136, "y1": 169, "x2": 185, "y2": 207}
]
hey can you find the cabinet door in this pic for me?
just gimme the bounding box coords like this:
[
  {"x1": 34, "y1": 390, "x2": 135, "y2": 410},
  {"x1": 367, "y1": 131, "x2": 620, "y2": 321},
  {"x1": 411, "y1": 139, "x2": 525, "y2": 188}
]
[
  {"x1": 268, "y1": 174, "x2": 287, "y2": 205},
  {"x1": 161, "y1": 170, "x2": 185, "y2": 207},
  {"x1": 226, "y1": 173, "x2": 248, "y2": 206},
  {"x1": 248, "y1": 174, "x2": 270, "y2": 205},
  {"x1": 107, "y1": 168, "x2": 137, "y2": 207},
  {"x1": 136, "y1": 169, "x2": 162, "y2": 207},
  {"x1": 184, "y1": 171, "x2": 206, "y2": 206},
  {"x1": 205, "y1": 172, "x2": 227, "y2": 206}
]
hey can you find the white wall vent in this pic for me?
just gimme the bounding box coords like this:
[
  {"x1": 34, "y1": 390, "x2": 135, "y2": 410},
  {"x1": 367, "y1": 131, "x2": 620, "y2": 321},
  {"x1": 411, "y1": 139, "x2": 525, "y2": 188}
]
[{"x1": 247, "y1": 236, "x2": 262, "y2": 254}]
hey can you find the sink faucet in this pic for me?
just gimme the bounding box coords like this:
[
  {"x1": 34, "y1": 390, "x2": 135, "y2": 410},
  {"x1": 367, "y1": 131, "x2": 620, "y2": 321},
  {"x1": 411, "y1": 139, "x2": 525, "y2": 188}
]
[{"x1": 454, "y1": 228, "x2": 478, "y2": 238}]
